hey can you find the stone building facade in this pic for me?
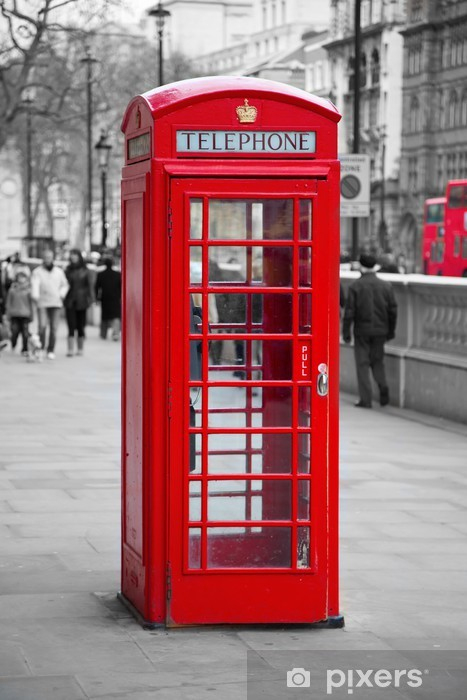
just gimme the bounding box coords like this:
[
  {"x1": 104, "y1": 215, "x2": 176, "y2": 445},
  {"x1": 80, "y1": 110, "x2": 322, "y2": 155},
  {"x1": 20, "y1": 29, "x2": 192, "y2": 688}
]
[
  {"x1": 398, "y1": 0, "x2": 467, "y2": 270},
  {"x1": 323, "y1": 0, "x2": 406, "y2": 255},
  {"x1": 193, "y1": 0, "x2": 329, "y2": 79}
]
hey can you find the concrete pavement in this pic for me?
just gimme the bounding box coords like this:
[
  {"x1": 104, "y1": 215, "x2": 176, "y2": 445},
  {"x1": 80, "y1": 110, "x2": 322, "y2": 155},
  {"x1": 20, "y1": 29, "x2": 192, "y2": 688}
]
[{"x1": 0, "y1": 325, "x2": 466, "y2": 699}]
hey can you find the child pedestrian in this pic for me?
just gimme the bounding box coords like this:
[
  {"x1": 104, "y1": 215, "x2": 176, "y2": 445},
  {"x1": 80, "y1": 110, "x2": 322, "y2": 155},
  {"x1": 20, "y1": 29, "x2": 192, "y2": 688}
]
[{"x1": 6, "y1": 271, "x2": 33, "y2": 356}]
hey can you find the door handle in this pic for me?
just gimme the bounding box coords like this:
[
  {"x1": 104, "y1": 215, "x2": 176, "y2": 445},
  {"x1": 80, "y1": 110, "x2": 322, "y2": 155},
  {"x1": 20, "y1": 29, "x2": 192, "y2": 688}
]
[{"x1": 317, "y1": 363, "x2": 328, "y2": 397}]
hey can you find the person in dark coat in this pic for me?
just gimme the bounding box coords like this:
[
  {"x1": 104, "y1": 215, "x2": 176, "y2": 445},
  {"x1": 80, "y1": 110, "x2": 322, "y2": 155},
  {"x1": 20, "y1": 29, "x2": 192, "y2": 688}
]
[
  {"x1": 343, "y1": 253, "x2": 397, "y2": 408},
  {"x1": 64, "y1": 249, "x2": 94, "y2": 356},
  {"x1": 95, "y1": 257, "x2": 121, "y2": 340}
]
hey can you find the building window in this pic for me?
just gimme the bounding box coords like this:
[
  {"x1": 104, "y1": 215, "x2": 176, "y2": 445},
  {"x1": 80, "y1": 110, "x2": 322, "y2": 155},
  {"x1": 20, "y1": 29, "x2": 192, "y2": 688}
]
[
  {"x1": 371, "y1": 48, "x2": 380, "y2": 85},
  {"x1": 369, "y1": 94, "x2": 379, "y2": 126},
  {"x1": 437, "y1": 153, "x2": 444, "y2": 183},
  {"x1": 451, "y1": 40, "x2": 457, "y2": 66},
  {"x1": 262, "y1": 1, "x2": 267, "y2": 29},
  {"x1": 361, "y1": 52, "x2": 367, "y2": 87},
  {"x1": 461, "y1": 91, "x2": 467, "y2": 125},
  {"x1": 443, "y1": 40, "x2": 451, "y2": 68},
  {"x1": 348, "y1": 56, "x2": 355, "y2": 91},
  {"x1": 282, "y1": 0, "x2": 286, "y2": 23},
  {"x1": 408, "y1": 46, "x2": 421, "y2": 75},
  {"x1": 408, "y1": 157, "x2": 418, "y2": 193},
  {"x1": 459, "y1": 153, "x2": 465, "y2": 179},
  {"x1": 315, "y1": 61, "x2": 323, "y2": 90},
  {"x1": 409, "y1": 95, "x2": 420, "y2": 132},
  {"x1": 411, "y1": 0, "x2": 423, "y2": 22},
  {"x1": 448, "y1": 90, "x2": 459, "y2": 128},
  {"x1": 363, "y1": 97, "x2": 370, "y2": 129},
  {"x1": 272, "y1": 1, "x2": 276, "y2": 26}
]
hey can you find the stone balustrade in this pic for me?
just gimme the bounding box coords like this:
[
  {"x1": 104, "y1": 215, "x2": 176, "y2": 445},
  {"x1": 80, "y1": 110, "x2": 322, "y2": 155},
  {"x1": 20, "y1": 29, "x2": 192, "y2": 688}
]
[{"x1": 340, "y1": 272, "x2": 467, "y2": 424}]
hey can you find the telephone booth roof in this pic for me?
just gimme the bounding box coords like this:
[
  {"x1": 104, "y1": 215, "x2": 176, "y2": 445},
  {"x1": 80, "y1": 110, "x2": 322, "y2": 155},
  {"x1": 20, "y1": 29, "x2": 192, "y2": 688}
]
[{"x1": 121, "y1": 75, "x2": 341, "y2": 132}]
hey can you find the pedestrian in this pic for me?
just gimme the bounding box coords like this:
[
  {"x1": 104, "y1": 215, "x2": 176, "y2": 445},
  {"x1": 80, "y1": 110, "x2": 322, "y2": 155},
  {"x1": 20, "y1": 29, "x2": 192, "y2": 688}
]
[
  {"x1": 95, "y1": 257, "x2": 121, "y2": 341},
  {"x1": 64, "y1": 249, "x2": 94, "y2": 356},
  {"x1": 6, "y1": 271, "x2": 33, "y2": 356},
  {"x1": 343, "y1": 253, "x2": 397, "y2": 408},
  {"x1": 5, "y1": 252, "x2": 31, "y2": 291},
  {"x1": 31, "y1": 250, "x2": 69, "y2": 360},
  {"x1": 378, "y1": 253, "x2": 399, "y2": 274}
]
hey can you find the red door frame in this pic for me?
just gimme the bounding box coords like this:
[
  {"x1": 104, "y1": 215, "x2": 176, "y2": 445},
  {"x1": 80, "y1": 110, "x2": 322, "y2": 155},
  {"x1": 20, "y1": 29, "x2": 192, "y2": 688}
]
[{"x1": 167, "y1": 176, "x2": 336, "y2": 625}]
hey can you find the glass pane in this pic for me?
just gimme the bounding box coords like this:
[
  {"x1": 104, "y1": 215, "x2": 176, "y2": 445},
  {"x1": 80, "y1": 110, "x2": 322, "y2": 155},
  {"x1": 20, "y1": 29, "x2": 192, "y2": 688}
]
[
  {"x1": 210, "y1": 293, "x2": 246, "y2": 325},
  {"x1": 209, "y1": 293, "x2": 292, "y2": 332},
  {"x1": 208, "y1": 199, "x2": 293, "y2": 240},
  {"x1": 298, "y1": 480, "x2": 310, "y2": 520},
  {"x1": 263, "y1": 200, "x2": 293, "y2": 240},
  {"x1": 188, "y1": 528, "x2": 201, "y2": 568},
  {"x1": 207, "y1": 527, "x2": 291, "y2": 568},
  {"x1": 189, "y1": 481, "x2": 202, "y2": 521},
  {"x1": 299, "y1": 200, "x2": 312, "y2": 240},
  {"x1": 209, "y1": 200, "x2": 246, "y2": 239},
  {"x1": 208, "y1": 246, "x2": 293, "y2": 286},
  {"x1": 262, "y1": 247, "x2": 293, "y2": 286},
  {"x1": 190, "y1": 433, "x2": 202, "y2": 474},
  {"x1": 190, "y1": 248, "x2": 203, "y2": 286},
  {"x1": 208, "y1": 387, "x2": 246, "y2": 427},
  {"x1": 190, "y1": 198, "x2": 203, "y2": 239},
  {"x1": 207, "y1": 387, "x2": 292, "y2": 427},
  {"x1": 209, "y1": 339, "x2": 262, "y2": 376},
  {"x1": 298, "y1": 387, "x2": 311, "y2": 427},
  {"x1": 299, "y1": 294, "x2": 312, "y2": 333},
  {"x1": 210, "y1": 341, "x2": 292, "y2": 380},
  {"x1": 298, "y1": 433, "x2": 311, "y2": 474},
  {"x1": 208, "y1": 479, "x2": 291, "y2": 521},
  {"x1": 299, "y1": 247, "x2": 312, "y2": 287},
  {"x1": 209, "y1": 246, "x2": 247, "y2": 282},
  {"x1": 190, "y1": 388, "x2": 202, "y2": 427},
  {"x1": 448, "y1": 185, "x2": 463, "y2": 209},
  {"x1": 207, "y1": 432, "x2": 292, "y2": 474},
  {"x1": 297, "y1": 527, "x2": 311, "y2": 569}
]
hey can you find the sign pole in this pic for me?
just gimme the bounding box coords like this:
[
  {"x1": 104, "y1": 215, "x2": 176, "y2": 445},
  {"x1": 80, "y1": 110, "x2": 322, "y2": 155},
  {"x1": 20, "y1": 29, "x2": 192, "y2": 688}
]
[{"x1": 352, "y1": 0, "x2": 361, "y2": 260}]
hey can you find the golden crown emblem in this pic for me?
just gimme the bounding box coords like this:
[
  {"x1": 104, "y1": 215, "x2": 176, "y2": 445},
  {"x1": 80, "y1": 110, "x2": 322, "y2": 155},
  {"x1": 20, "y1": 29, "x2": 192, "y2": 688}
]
[{"x1": 236, "y1": 99, "x2": 258, "y2": 123}]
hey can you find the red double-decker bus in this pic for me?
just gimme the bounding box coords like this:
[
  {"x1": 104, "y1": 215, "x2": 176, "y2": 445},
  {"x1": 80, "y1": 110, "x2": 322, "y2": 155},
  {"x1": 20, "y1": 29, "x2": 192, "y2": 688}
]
[
  {"x1": 422, "y1": 197, "x2": 445, "y2": 275},
  {"x1": 422, "y1": 180, "x2": 467, "y2": 277},
  {"x1": 444, "y1": 180, "x2": 467, "y2": 277}
]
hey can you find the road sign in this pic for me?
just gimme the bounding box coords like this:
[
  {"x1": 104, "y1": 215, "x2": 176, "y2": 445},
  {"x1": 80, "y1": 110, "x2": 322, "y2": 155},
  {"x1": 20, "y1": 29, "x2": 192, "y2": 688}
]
[{"x1": 339, "y1": 154, "x2": 370, "y2": 217}]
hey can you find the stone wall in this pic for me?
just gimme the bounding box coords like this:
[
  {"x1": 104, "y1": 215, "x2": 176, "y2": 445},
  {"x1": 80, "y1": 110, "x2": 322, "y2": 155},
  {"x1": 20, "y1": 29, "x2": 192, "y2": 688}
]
[{"x1": 340, "y1": 272, "x2": 467, "y2": 424}]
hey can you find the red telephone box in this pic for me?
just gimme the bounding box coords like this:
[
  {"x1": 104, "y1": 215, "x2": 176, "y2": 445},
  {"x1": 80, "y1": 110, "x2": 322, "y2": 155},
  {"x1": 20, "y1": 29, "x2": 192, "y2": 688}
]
[{"x1": 120, "y1": 76, "x2": 342, "y2": 627}]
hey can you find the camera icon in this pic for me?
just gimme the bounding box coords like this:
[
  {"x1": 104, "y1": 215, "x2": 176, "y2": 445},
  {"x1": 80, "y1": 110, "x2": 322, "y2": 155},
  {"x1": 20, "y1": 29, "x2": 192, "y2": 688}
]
[{"x1": 287, "y1": 667, "x2": 311, "y2": 688}]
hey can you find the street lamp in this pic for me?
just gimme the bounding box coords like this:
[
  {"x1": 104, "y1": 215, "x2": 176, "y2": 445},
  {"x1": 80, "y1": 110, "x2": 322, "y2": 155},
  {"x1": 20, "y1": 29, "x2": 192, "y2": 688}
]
[
  {"x1": 21, "y1": 89, "x2": 35, "y2": 249},
  {"x1": 147, "y1": 1, "x2": 171, "y2": 87},
  {"x1": 94, "y1": 131, "x2": 112, "y2": 249},
  {"x1": 80, "y1": 46, "x2": 98, "y2": 250}
]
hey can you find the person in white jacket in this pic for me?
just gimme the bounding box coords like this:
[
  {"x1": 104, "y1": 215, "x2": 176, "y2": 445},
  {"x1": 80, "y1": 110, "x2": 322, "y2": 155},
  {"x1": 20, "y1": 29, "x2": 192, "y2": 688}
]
[{"x1": 31, "y1": 250, "x2": 69, "y2": 359}]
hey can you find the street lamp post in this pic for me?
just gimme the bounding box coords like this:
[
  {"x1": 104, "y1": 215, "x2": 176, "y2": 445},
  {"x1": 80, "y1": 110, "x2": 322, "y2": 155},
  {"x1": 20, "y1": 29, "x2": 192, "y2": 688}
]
[
  {"x1": 147, "y1": 2, "x2": 171, "y2": 87},
  {"x1": 352, "y1": 0, "x2": 361, "y2": 260},
  {"x1": 94, "y1": 132, "x2": 112, "y2": 249},
  {"x1": 21, "y1": 90, "x2": 35, "y2": 253},
  {"x1": 80, "y1": 47, "x2": 98, "y2": 250}
]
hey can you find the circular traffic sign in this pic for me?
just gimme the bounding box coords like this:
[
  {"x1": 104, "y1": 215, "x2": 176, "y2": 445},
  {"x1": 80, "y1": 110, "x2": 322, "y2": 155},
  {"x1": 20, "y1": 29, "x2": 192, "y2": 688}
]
[{"x1": 340, "y1": 174, "x2": 361, "y2": 199}]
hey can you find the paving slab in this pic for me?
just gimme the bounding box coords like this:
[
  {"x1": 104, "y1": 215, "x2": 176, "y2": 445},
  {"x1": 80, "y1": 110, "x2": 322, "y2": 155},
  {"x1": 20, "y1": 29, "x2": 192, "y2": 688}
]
[
  {"x1": 0, "y1": 676, "x2": 87, "y2": 700},
  {"x1": 0, "y1": 327, "x2": 466, "y2": 700}
]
